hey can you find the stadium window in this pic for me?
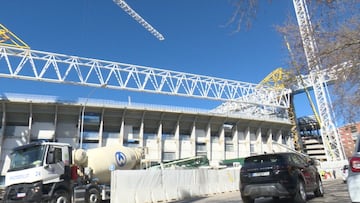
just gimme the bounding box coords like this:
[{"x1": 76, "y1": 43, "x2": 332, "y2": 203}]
[{"x1": 83, "y1": 113, "x2": 100, "y2": 125}]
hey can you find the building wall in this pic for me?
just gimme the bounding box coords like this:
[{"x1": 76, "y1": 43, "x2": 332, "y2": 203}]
[
  {"x1": 0, "y1": 99, "x2": 293, "y2": 175},
  {"x1": 338, "y1": 122, "x2": 360, "y2": 159}
]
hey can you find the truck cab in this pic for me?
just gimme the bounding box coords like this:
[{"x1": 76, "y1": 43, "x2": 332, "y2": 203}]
[
  {"x1": 4, "y1": 141, "x2": 142, "y2": 202},
  {"x1": 4, "y1": 141, "x2": 73, "y2": 202}
]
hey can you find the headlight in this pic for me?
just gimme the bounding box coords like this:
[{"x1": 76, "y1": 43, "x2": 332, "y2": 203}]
[
  {"x1": 30, "y1": 182, "x2": 42, "y2": 195},
  {"x1": 32, "y1": 185, "x2": 41, "y2": 193}
]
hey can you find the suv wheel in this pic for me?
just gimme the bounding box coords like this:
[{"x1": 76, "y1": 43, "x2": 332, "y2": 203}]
[
  {"x1": 314, "y1": 178, "x2": 324, "y2": 197},
  {"x1": 291, "y1": 179, "x2": 306, "y2": 203},
  {"x1": 241, "y1": 195, "x2": 254, "y2": 203}
]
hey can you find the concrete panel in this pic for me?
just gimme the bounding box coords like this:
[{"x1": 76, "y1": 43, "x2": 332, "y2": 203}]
[
  {"x1": 225, "y1": 151, "x2": 237, "y2": 160},
  {"x1": 123, "y1": 125, "x2": 133, "y2": 140},
  {"x1": 145, "y1": 139, "x2": 159, "y2": 160},
  {"x1": 211, "y1": 140, "x2": 223, "y2": 161},
  {"x1": 163, "y1": 140, "x2": 176, "y2": 151},
  {"x1": 238, "y1": 143, "x2": 249, "y2": 157},
  {"x1": 195, "y1": 129, "x2": 206, "y2": 137},
  {"x1": 31, "y1": 122, "x2": 55, "y2": 140},
  {"x1": 56, "y1": 123, "x2": 78, "y2": 138},
  {"x1": 197, "y1": 137, "x2": 206, "y2": 143},
  {"x1": 56, "y1": 138, "x2": 78, "y2": 148},
  {"x1": 2, "y1": 137, "x2": 27, "y2": 150},
  {"x1": 238, "y1": 131, "x2": 245, "y2": 140},
  {"x1": 180, "y1": 141, "x2": 192, "y2": 158},
  {"x1": 104, "y1": 138, "x2": 120, "y2": 146},
  {"x1": 4, "y1": 126, "x2": 29, "y2": 137}
]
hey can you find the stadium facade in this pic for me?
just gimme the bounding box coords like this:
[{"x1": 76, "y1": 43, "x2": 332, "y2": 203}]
[{"x1": 0, "y1": 93, "x2": 293, "y2": 175}]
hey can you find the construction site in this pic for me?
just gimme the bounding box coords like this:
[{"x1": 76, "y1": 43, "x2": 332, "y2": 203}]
[{"x1": 0, "y1": 0, "x2": 355, "y2": 202}]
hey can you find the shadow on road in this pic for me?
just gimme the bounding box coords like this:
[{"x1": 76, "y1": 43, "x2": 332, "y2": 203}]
[
  {"x1": 170, "y1": 196, "x2": 207, "y2": 203},
  {"x1": 169, "y1": 179, "x2": 351, "y2": 203}
]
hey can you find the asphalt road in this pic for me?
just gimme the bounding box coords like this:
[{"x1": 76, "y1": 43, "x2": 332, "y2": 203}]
[{"x1": 171, "y1": 179, "x2": 352, "y2": 203}]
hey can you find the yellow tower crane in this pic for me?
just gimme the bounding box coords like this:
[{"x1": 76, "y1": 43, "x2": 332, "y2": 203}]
[
  {"x1": 260, "y1": 38, "x2": 336, "y2": 160},
  {"x1": 0, "y1": 24, "x2": 29, "y2": 49},
  {"x1": 284, "y1": 38, "x2": 336, "y2": 160},
  {"x1": 259, "y1": 68, "x2": 304, "y2": 153}
]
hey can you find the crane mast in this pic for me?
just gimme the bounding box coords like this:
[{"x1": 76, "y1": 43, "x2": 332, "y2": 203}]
[{"x1": 292, "y1": 0, "x2": 345, "y2": 161}]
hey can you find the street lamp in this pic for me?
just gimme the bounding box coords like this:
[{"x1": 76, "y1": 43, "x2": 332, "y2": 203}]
[{"x1": 79, "y1": 84, "x2": 107, "y2": 149}]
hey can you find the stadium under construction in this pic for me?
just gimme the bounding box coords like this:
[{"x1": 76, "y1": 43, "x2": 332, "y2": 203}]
[
  {"x1": 0, "y1": 1, "x2": 348, "y2": 178},
  {"x1": 0, "y1": 93, "x2": 294, "y2": 175}
]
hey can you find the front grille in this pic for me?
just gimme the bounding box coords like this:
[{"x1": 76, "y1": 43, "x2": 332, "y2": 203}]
[{"x1": 5, "y1": 183, "x2": 37, "y2": 201}]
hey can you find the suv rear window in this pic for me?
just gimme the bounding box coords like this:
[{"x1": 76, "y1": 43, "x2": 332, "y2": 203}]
[{"x1": 244, "y1": 154, "x2": 284, "y2": 165}]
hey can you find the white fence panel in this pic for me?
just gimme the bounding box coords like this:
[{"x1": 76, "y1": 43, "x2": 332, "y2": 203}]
[{"x1": 111, "y1": 168, "x2": 240, "y2": 203}]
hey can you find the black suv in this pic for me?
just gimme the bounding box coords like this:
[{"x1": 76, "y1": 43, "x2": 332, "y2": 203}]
[{"x1": 240, "y1": 152, "x2": 323, "y2": 203}]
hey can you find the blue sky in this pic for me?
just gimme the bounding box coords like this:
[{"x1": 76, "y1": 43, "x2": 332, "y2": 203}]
[{"x1": 0, "y1": 0, "x2": 314, "y2": 117}]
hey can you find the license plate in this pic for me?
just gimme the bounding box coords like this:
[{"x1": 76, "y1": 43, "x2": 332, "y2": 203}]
[
  {"x1": 251, "y1": 171, "x2": 270, "y2": 177},
  {"x1": 17, "y1": 192, "x2": 26, "y2": 198}
]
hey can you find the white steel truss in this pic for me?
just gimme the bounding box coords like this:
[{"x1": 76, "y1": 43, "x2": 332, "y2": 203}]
[
  {"x1": 291, "y1": 61, "x2": 351, "y2": 94},
  {"x1": 211, "y1": 89, "x2": 289, "y2": 119},
  {"x1": 293, "y1": 0, "x2": 345, "y2": 161},
  {"x1": 113, "y1": 0, "x2": 165, "y2": 41},
  {"x1": 0, "y1": 45, "x2": 291, "y2": 111}
]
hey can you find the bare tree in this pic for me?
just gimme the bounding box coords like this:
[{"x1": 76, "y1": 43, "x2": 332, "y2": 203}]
[
  {"x1": 229, "y1": 0, "x2": 360, "y2": 124},
  {"x1": 225, "y1": 0, "x2": 261, "y2": 32},
  {"x1": 279, "y1": 0, "x2": 360, "y2": 124}
]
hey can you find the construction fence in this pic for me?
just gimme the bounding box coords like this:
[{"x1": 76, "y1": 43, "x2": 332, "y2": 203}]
[{"x1": 111, "y1": 168, "x2": 240, "y2": 203}]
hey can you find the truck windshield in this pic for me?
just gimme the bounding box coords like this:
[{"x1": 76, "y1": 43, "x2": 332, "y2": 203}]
[{"x1": 8, "y1": 145, "x2": 45, "y2": 171}]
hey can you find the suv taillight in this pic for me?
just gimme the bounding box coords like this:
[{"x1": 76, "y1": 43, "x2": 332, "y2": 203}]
[
  {"x1": 350, "y1": 157, "x2": 360, "y2": 172},
  {"x1": 272, "y1": 165, "x2": 290, "y2": 175}
]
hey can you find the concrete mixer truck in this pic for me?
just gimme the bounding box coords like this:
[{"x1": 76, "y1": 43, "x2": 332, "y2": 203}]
[{"x1": 3, "y1": 141, "x2": 143, "y2": 202}]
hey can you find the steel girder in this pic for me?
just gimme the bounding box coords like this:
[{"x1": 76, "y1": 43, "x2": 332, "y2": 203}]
[
  {"x1": 291, "y1": 62, "x2": 352, "y2": 94},
  {"x1": 0, "y1": 45, "x2": 291, "y2": 111}
]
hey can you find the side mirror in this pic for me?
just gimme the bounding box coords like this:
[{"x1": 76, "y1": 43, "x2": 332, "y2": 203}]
[
  {"x1": 47, "y1": 149, "x2": 55, "y2": 164},
  {"x1": 307, "y1": 158, "x2": 315, "y2": 165}
]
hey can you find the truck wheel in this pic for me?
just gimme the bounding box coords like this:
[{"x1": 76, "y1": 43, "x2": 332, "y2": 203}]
[
  {"x1": 52, "y1": 189, "x2": 70, "y2": 203},
  {"x1": 291, "y1": 179, "x2": 306, "y2": 203},
  {"x1": 86, "y1": 188, "x2": 101, "y2": 203},
  {"x1": 314, "y1": 178, "x2": 324, "y2": 197},
  {"x1": 241, "y1": 195, "x2": 254, "y2": 203}
]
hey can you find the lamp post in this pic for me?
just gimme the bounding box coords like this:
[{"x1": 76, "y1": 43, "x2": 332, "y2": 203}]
[{"x1": 79, "y1": 84, "x2": 106, "y2": 149}]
